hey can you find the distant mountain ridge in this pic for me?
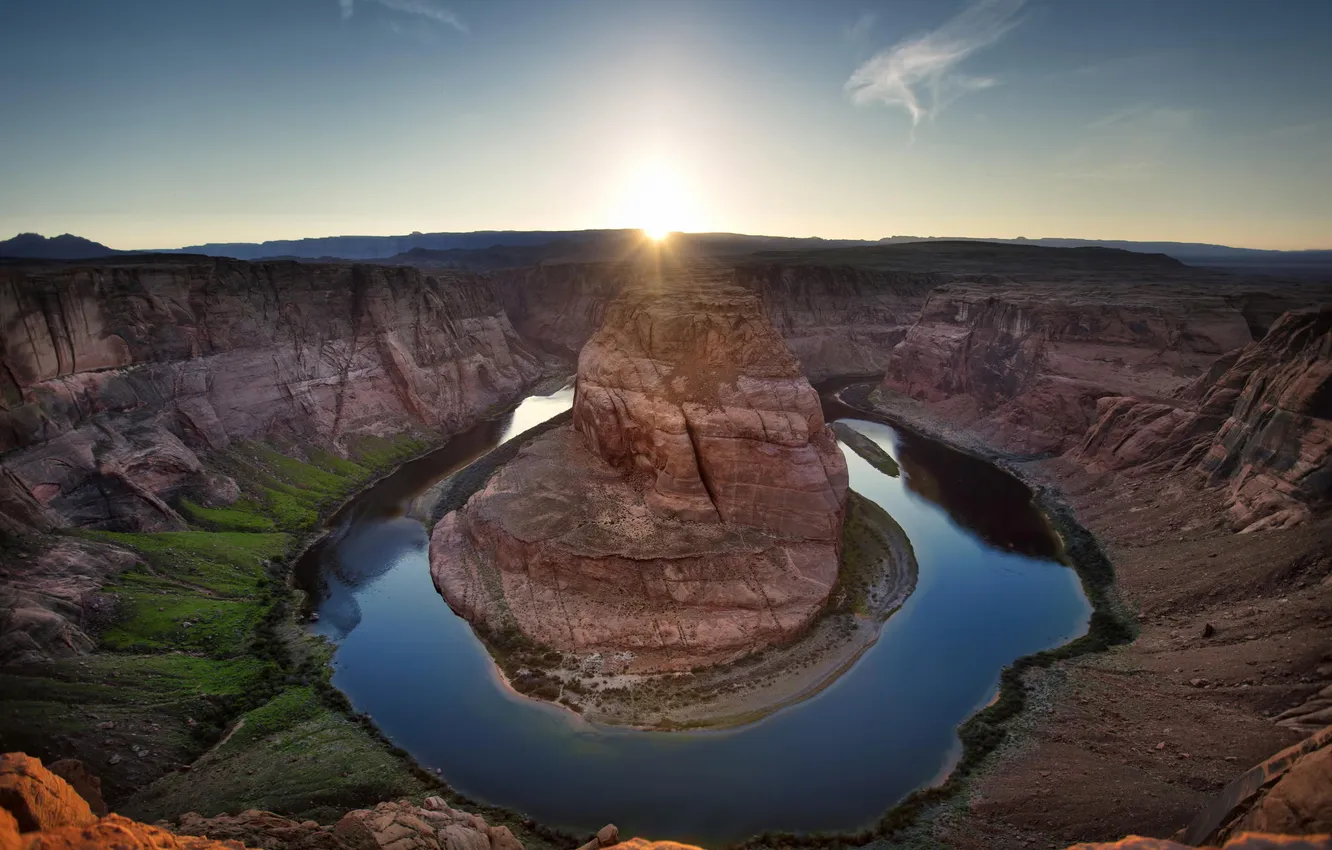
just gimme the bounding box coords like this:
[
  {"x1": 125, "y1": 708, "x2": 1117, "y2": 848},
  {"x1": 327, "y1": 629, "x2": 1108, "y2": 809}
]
[
  {"x1": 151, "y1": 230, "x2": 1332, "y2": 273},
  {"x1": 178, "y1": 229, "x2": 872, "y2": 262},
  {"x1": 0, "y1": 232, "x2": 117, "y2": 259},
  {"x1": 875, "y1": 234, "x2": 1332, "y2": 268},
  {"x1": 3, "y1": 229, "x2": 1329, "y2": 277}
]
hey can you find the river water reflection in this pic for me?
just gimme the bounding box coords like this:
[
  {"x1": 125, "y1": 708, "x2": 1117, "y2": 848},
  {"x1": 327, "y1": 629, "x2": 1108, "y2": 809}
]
[{"x1": 300, "y1": 386, "x2": 1090, "y2": 846}]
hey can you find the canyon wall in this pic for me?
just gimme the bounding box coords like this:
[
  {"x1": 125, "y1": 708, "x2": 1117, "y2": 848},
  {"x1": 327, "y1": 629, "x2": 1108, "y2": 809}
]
[
  {"x1": 1077, "y1": 307, "x2": 1332, "y2": 531},
  {"x1": 489, "y1": 261, "x2": 937, "y2": 381},
  {"x1": 732, "y1": 263, "x2": 937, "y2": 381},
  {"x1": 0, "y1": 258, "x2": 543, "y2": 532},
  {"x1": 880, "y1": 281, "x2": 1256, "y2": 455}
]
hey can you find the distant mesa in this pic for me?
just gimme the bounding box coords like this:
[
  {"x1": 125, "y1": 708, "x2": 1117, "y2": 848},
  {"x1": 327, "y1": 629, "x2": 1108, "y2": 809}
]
[{"x1": 0, "y1": 233, "x2": 117, "y2": 260}]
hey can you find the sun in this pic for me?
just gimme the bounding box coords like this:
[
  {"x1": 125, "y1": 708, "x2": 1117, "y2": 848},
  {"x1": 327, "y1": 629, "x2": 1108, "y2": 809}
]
[{"x1": 619, "y1": 162, "x2": 693, "y2": 243}]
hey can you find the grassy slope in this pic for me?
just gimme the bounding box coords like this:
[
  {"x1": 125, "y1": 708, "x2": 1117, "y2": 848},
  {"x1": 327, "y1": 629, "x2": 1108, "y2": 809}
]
[{"x1": 0, "y1": 435, "x2": 434, "y2": 814}]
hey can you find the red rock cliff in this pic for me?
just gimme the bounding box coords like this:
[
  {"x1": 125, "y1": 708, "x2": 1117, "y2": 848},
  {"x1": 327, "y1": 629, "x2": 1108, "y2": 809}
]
[
  {"x1": 0, "y1": 258, "x2": 542, "y2": 532},
  {"x1": 571, "y1": 276, "x2": 848, "y2": 539}
]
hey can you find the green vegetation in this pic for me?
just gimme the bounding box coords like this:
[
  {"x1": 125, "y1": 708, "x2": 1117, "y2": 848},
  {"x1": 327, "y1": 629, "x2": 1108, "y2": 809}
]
[
  {"x1": 124, "y1": 687, "x2": 431, "y2": 822},
  {"x1": 836, "y1": 492, "x2": 912, "y2": 617},
  {"x1": 0, "y1": 651, "x2": 280, "y2": 801},
  {"x1": 179, "y1": 499, "x2": 278, "y2": 533},
  {"x1": 0, "y1": 430, "x2": 440, "y2": 809},
  {"x1": 77, "y1": 530, "x2": 289, "y2": 655},
  {"x1": 209, "y1": 439, "x2": 389, "y2": 533},
  {"x1": 88, "y1": 530, "x2": 289, "y2": 595},
  {"x1": 346, "y1": 433, "x2": 432, "y2": 472}
]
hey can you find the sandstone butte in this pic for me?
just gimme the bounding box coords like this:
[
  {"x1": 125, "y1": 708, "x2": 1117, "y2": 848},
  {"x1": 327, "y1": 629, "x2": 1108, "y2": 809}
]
[
  {"x1": 430, "y1": 268, "x2": 850, "y2": 672},
  {"x1": 1, "y1": 748, "x2": 1329, "y2": 850}
]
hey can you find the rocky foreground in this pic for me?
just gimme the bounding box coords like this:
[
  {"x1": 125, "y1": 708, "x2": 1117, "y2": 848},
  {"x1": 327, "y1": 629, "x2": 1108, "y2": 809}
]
[
  {"x1": 1, "y1": 746, "x2": 1329, "y2": 850},
  {"x1": 431, "y1": 268, "x2": 849, "y2": 673}
]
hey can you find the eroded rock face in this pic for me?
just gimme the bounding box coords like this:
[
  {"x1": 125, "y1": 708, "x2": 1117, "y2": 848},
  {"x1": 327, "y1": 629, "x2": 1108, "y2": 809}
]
[
  {"x1": 490, "y1": 261, "x2": 936, "y2": 381},
  {"x1": 431, "y1": 429, "x2": 843, "y2": 670},
  {"x1": 0, "y1": 753, "x2": 97, "y2": 833},
  {"x1": 881, "y1": 282, "x2": 1255, "y2": 454},
  {"x1": 0, "y1": 259, "x2": 542, "y2": 531},
  {"x1": 0, "y1": 536, "x2": 140, "y2": 666},
  {"x1": 433, "y1": 270, "x2": 847, "y2": 671},
  {"x1": 734, "y1": 264, "x2": 936, "y2": 382},
  {"x1": 1078, "y1": 308, "x2": 1332, "y2": 531},
  {"x1": 572, "y1": 278, "x2": 847, "y2": 539}
]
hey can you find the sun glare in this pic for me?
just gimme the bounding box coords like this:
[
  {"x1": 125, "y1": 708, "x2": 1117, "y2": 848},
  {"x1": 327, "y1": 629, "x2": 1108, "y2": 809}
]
[{"x1": 620, "y1": 162, "x2": 694, "y2": 243}]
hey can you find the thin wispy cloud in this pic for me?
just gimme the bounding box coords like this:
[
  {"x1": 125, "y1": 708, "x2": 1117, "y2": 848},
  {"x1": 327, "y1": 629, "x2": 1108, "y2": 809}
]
[
  {"x1": 845, "y1": 11, "x2": 876, "y2": 42},
  {"x1": 846, "y1": 0, "x2": 1024, "y2": 129},
  {"x1": 1087, "y1": 105, "x2": 1194, "y2": 132},
  {"x1": 338, "y1": 0, "x2": 468, "y2": 34}
]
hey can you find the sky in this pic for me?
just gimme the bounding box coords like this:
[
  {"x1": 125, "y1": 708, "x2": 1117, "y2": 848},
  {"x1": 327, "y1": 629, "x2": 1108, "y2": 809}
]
[{"x1": 1, "y1": 0, "x2": 1330, "y2": 250}]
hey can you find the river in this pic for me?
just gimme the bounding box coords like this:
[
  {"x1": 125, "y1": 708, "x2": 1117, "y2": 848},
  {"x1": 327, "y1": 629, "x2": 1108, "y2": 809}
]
[{"x1": 297, "y1": 383, "x2": 1090, "y2": 846}]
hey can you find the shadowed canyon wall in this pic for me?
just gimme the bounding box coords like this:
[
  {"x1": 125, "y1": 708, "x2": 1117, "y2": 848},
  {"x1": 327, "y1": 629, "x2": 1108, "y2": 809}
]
[
  {"x1": 0, "y1": 258, "x2": 543, "y2": 534},
  {"x1": 490, "y1": 261, "x2": 939, "y2": 381}
]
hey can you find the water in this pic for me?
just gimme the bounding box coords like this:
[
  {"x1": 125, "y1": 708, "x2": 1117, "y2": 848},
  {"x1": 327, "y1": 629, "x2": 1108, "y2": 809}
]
[{"x1": 300, "y1": 386, "x2": 1090, "y2": 846}]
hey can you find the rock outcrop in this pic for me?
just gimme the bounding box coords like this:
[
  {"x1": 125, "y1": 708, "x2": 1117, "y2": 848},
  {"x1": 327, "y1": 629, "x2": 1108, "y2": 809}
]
[
  {"x1": 880, "y1": 281, "x2": 1256, "y2": 454},
  {"x1": 0, "y1": 753, "x2": 528, "y2": 850},
  {"x1": 0, "y1": 753, "x2": 98, "y2": 833},
  {"x1": 571, "y1": 278, "x2": 847, "y2": 537},
  {"x1": 0, "y1": 537, "x2": 139, "y2": 665},
  {"x1": 0, "y1": 258, "x2": 542, "y2": 531},
  {"x1": 432, "y1": 270, "x2": 848, "y2": 671},
  {"x1": 1077, "y1": 308, "x2": 1331, "y2": 531}
]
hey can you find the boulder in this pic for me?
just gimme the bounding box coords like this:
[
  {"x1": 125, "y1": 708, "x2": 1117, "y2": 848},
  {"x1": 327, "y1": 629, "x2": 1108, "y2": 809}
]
[
  {"x1": 0, "y1": 753, "x2": 96, "y2": 833},
  {"x1": 43, "y1": 761, "x2": 106, "y2": 817}
]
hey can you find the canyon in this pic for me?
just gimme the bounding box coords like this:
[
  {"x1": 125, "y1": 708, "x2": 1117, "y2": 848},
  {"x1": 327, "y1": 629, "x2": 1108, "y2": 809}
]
[{"x1": 0, "y1": 241, "x2": 1329, "y2": 850}]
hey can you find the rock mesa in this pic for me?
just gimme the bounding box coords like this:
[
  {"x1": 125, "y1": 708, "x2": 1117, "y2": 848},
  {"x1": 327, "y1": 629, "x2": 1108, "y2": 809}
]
[{"x1": 431, "y1": 270, "x2": 848, "y2": 671}]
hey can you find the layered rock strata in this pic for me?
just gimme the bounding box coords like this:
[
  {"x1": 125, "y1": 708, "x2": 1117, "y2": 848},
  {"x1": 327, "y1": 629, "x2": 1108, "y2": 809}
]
[
  {"x1": 880, "y1": 281, "x2": 1256, "y2": 454},
  {"x1": 571, "y1": 278, "x2": 848, "y2": 537},
  {"x1": 432, "y1": 273, "x2": 848, "y2": 671},
  {"x1": 0, "y1": 258, "x2": 542, "y2": 532},
  {"x1": 1076, "y1": 307, "x2": 1332, "y2": 532},
  {"x1": 489, "y1": 261, "x2": 936, "y2": 381}
]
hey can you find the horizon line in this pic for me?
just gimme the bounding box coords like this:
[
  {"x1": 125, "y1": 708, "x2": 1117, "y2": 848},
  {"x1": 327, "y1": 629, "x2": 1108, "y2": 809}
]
[{"x1": 7, "y1": 229, "x2": 1331, "y2": 255}]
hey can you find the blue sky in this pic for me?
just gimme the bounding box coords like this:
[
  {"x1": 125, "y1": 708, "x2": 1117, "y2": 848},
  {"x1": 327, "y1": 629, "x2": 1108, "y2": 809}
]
[{"x1": 2, "y1": 0, "x2": 1329, "y2": 249}]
